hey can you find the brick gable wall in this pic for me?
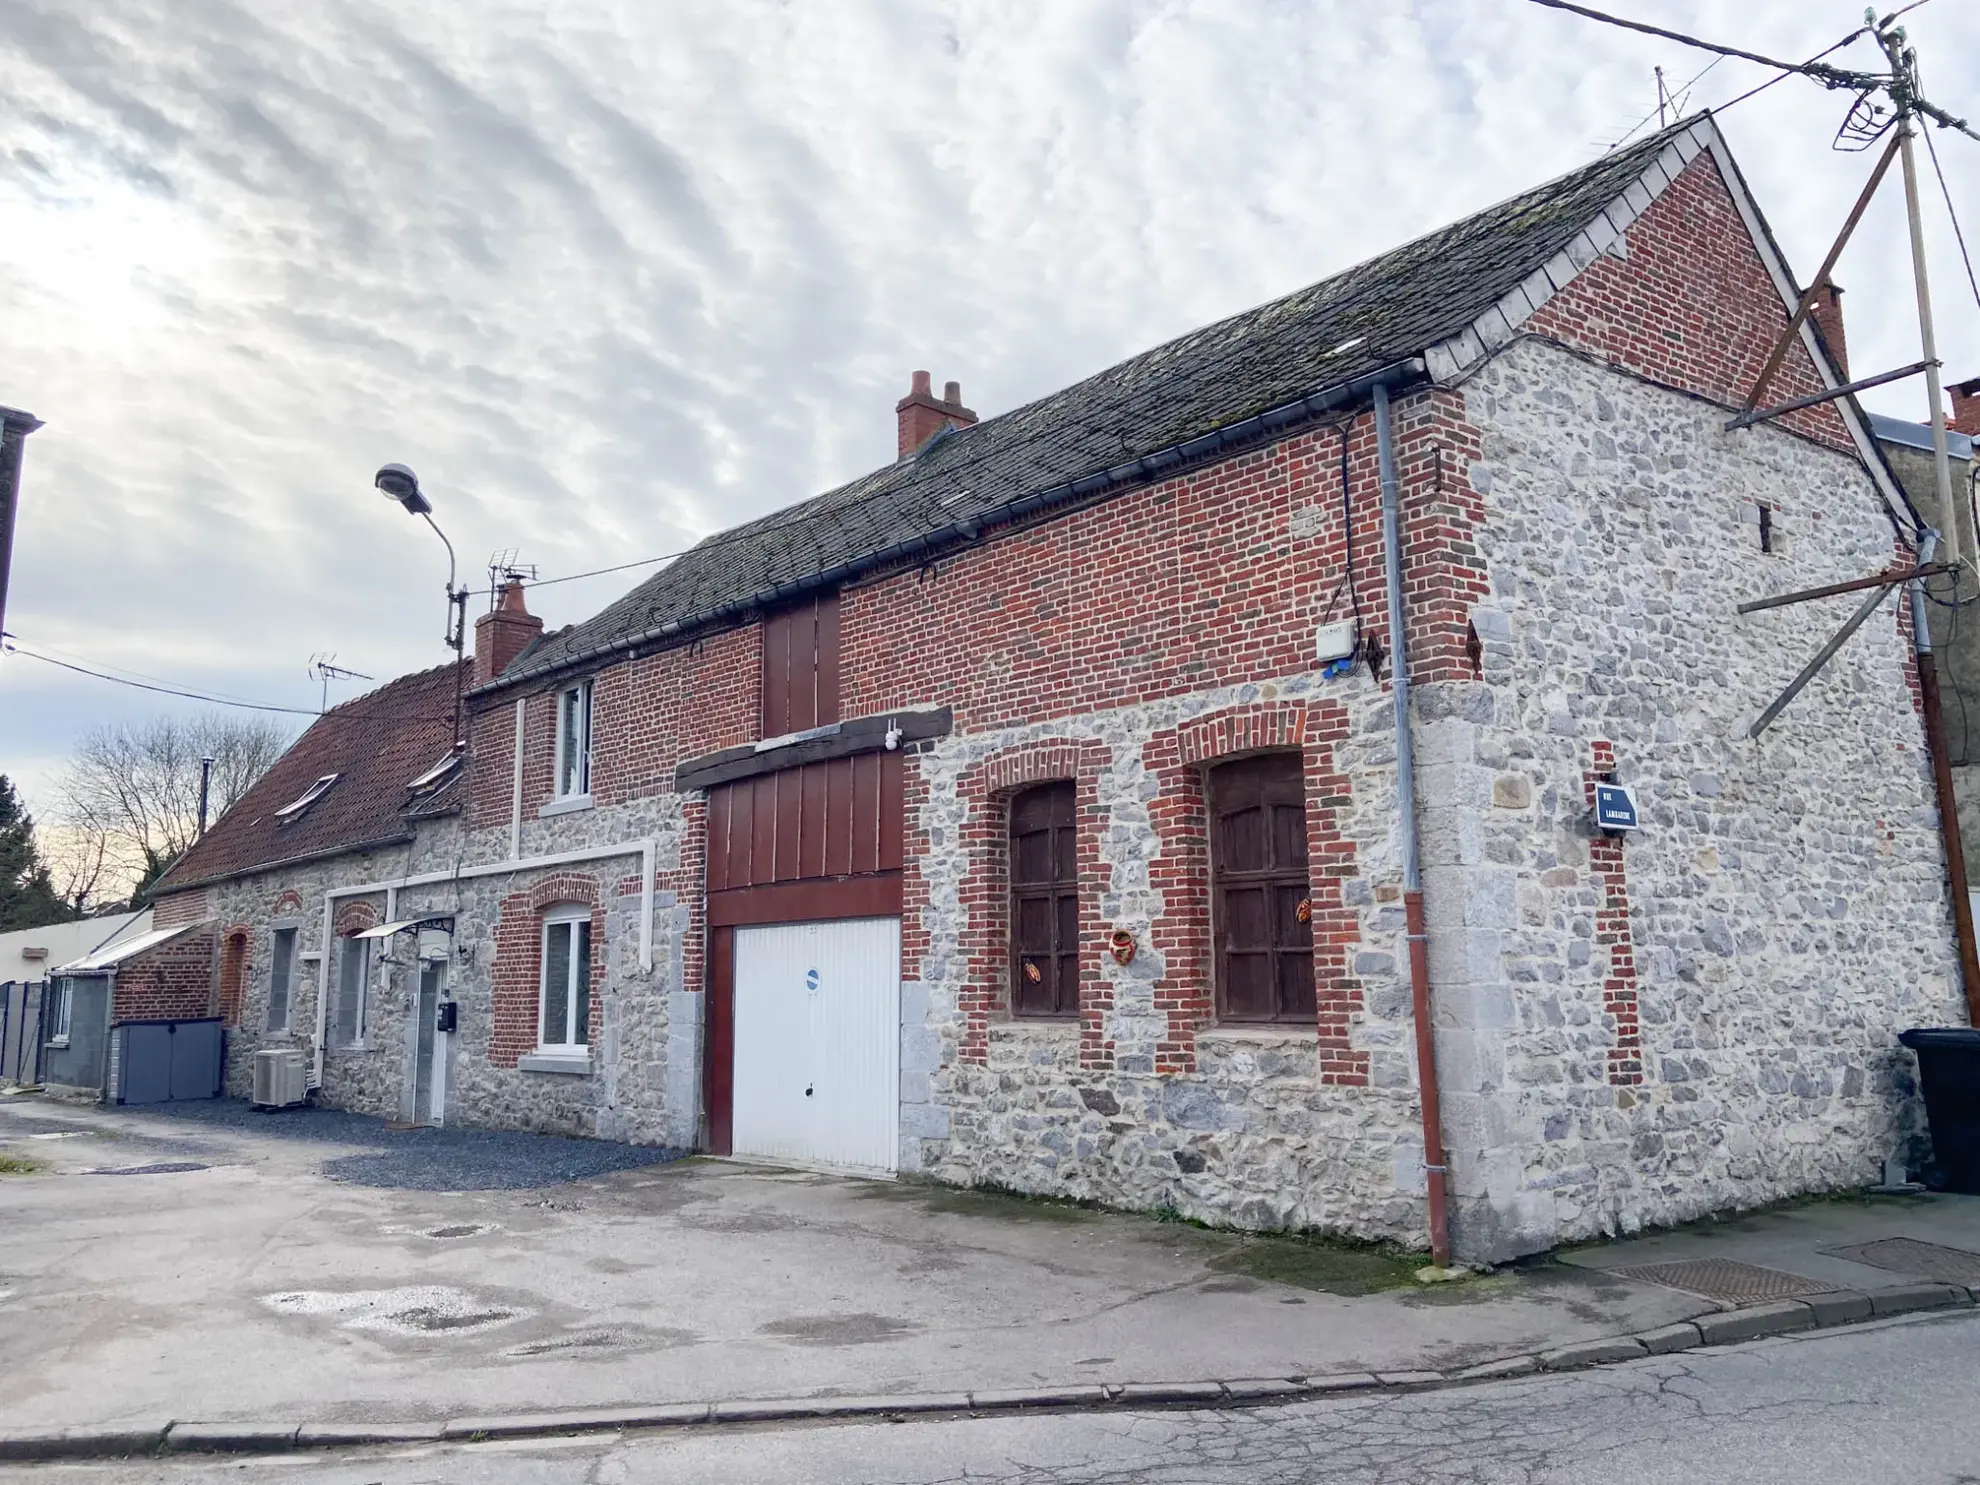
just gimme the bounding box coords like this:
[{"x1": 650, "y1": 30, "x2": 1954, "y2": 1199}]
[
  {"x1": 1526, "y1": 149, "x2": 1853, "y2": 453},
  {"x1": 111, "y1": 931, "x2": 217, "y2": 1022}
]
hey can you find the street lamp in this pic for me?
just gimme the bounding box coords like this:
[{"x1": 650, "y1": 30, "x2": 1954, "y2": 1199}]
[{"x1": 374, "y1": 462, "x2": 469, "y2": 743}]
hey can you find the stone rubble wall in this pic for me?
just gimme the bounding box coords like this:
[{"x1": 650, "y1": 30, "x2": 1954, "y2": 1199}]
[
  {"x1": 906, "y1": 670, "x2": 1431, "y2": 1243},
  {"x1": 199, "y1": 796, "x2": 697, "y2": 1148},
  {"x1": 1432, "y1": 337, "x2": 1962, "y2": 1261}
]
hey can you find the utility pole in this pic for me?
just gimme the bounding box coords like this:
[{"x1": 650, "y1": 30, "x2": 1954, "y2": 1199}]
[
  {"x1": 1884, "y1": 22, "x2": 1964, "y2": 569},
  {"x1": 0, "y1": 405, "x2": 43, "y2": 646}
]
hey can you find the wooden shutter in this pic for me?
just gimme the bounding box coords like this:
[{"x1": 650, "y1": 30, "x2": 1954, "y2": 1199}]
[
  {"x1": 761, "y1": 594, "x2": 841, "y2": 737},
  {"x1": 1010, "y1": 782, "x2": 1079, "y2": 1018},
  {"x1": 1208, "y1": 754, "x2": 1314, "y2": 1023}
]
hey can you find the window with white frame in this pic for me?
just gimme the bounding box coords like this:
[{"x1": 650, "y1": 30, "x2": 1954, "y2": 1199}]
[
  {"x1": 48, "y1": 978, "x2": 75, "y2": 1044},
  {"x1": 331, "y1": 935, "x2": 370, "y2": 1048},
  {"x1": 538, "y1": 905, "x2": 591, "y2": 1053},
  {"x1": 267, "y1": 927, "x2": 298, "y2": 1033},
  {"x1": 555, "y1": 681, "x2": 593, "y2": 798}
]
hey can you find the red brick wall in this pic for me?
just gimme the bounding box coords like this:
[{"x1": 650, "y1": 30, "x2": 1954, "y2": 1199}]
[
  {"x1": 489, "y1": 872, "x2": 606, "y2": 1068},
  {"x1": 112, "y1": 930, "x2": 217, "y2": 1022},
  {"x1": 1582, "y1": 741, "x2": 1643, "y2": 1086},
  {"x1": 1527, "y1": 150, "x2": 1852, "y2": 453},
  {"x1": 151, "y1": 889, "x2": 211, "y2": 929},
  {"x1": 469, "y1": 625, "x2": 760, "y2": 830}
]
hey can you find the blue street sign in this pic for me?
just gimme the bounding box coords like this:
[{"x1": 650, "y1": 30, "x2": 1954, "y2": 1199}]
[{"x1": 1594, "y1": 782, "x2": 1640, "y2": 832}]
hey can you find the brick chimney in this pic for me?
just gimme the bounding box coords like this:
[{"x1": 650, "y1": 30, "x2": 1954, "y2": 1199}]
[
  {"x1": 474, "y1": 579, "x2": 543, "y2": 686},
  {"x1": 1952, "y1": 376, "x2": 1980, "y2": 439},
  {"x1": 1807, "y1": 282, "x2": 1848, "y2": 382},
  {"x1": 896, "y1": 370, "x2": 977, "y2": 460}
]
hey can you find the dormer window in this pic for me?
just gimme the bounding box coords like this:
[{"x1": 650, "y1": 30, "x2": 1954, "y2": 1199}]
[
  {"x1": 556, "y1": 680, "x2": 593, "y2": 799},
  {"x1": 406, "y1": 747, "x2": 464, "y2": 795},
  {"x1": 274, "y1": 773, "x2": 340, "y2": 822}
]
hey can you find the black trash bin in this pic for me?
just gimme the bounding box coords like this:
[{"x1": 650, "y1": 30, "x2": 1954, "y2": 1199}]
[{"x1": 1898, "y1": 1028, "x2": 1980, "y2": 1195}]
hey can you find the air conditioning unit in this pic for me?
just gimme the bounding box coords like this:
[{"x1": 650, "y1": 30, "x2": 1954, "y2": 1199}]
[{"x1": 252, "y1": 1048, "x2": 308, "y2": 1110}]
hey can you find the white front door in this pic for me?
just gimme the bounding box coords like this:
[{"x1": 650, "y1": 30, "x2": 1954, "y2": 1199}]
[{"x1": 731, "y1": 917, "x2": 900, "y2": 1175}]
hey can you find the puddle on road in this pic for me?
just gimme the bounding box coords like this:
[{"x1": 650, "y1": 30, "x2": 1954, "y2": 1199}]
[
  {"x1": 87, "y1": 1162, "x2": 211, "y2": 1176},
  {"x1": 758, "y1": 1312, "x2": 917, "y2": 1346},
  {"x1": 264, "y1": 1285, "x2": 526, "y2": 1337}
]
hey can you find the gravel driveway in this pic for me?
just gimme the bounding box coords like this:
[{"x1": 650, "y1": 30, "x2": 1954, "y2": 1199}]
[{"x1": 58, "y1": 1096, "x2": 688, "y2": 1191}]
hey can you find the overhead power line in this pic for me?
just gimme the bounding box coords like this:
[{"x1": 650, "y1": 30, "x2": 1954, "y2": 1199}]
[
  {"x1": 1524, "y1": 0, "x2": 1885, "y2": 90},
  {"x1": 3, "y1": 640, "x2": 324, "y2": 715},
  {"x1": 1922, "y1": 122, "x2": 1980, "y2": 316}
]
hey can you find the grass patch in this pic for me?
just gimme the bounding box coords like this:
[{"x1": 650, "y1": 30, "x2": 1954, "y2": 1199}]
[
  {"x1": 0, "y1": 1153, "x2": 47, "y2": 1176},
  {"x1": 1206, "y1": 1230, "x2": 1426, "y2": 1296},
  {"x1": 857, "y1": 1177, "x2": 1103, "y2": 1223}
]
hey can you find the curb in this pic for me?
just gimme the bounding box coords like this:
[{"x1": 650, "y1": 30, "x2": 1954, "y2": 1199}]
[{"x1": 4, "y1": 1283, "x2": 1973, "y2": 1464}]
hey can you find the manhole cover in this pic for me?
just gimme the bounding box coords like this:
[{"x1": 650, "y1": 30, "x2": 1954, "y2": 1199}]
[
  {"x1": 1822, "y1": 1238, "x2": 1980, "y2": 1286},
  {"x1": 1612, "y1": 1258, "x2": 1837, "y2": 1303},
  {"x1": 87, "y1": 1162, "x2": 209, "y2": 1176}
]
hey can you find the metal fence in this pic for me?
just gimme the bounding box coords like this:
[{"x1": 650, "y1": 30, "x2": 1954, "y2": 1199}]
[{"x1": 1, "y1": 979, "x2": 47, "y2": 1087}]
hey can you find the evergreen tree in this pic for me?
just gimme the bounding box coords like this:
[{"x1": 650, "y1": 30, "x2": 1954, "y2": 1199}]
[{"x1": 0, "y1": 775, "x2": 75, "y2": 931}]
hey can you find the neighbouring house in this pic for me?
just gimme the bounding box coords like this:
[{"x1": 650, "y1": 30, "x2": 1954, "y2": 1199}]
[
  {"x1": 161, "y1": 113, "x2": 1968, "y2": 1263},
  {"x1": 1862, "y1": 354, "x2": 1980, "y2": 859},
  {"x1": 0, "y1": 909, "x2": 151, "y2": 1086},
  {"x1": 148, "y1": 661, "x2": 473, "y2": 1124}
]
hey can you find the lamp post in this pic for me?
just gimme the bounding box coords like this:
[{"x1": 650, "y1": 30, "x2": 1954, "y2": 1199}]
[{"x1": 374, "y1": 463, "x2": 470, "y2": 744}]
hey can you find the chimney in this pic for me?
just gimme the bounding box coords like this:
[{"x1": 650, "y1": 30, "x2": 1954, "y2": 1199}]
[
  {"x1": 1952, "y1": 376, "x2": 1980, "y2": 440},
  {"x1": 474, "y1": 579, "x2": 543, "y2": 686},
  {"x1": 1807, "y1": 282, "x2": 1848, "y2": 382},
  {"x1": 896, "y1": 370, "x2": 977, "y2": 460}
]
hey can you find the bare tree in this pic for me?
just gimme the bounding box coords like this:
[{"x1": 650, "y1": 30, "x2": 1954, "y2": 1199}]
[
  {"x1": 36, "y1": 819, "x2": 123, "y2": 917},
  {"x1": 57, "y1": 714, "x2": 294, "y2": 901}
]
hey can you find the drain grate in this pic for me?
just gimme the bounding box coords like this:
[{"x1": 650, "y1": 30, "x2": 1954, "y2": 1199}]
[
  {"x1": 1612, "y1": 1258, "x2": 1837, "y2": 1303},
  {"x1": 1822, "y1": 1238, "x2": 1980, "y2": 1286}
]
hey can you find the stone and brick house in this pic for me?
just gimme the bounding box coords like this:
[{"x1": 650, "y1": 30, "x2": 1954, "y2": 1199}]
[{"x1": 160, "y1": 114, "x2": 1968, "y2": 1262}]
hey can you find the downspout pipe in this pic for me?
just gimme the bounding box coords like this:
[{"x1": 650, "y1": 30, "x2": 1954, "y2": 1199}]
[
  {"x1": 1907, "y1": 531, "x2": 1980, "y2": 1022},
  {"x1": 1374, "y1": 381, "x2": 1454, "y2": 1267}
]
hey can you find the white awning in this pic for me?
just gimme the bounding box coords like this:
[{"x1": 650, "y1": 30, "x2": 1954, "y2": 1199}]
[
  {"x1": 350, "y1": 916, "x2": 454, "y2": 940},
  {"x1": 53, "y1": 920, "x2": 207, "y2": 975},
  {"x1": 350, "y1": 919, "x2": 420, "y2": 940}
]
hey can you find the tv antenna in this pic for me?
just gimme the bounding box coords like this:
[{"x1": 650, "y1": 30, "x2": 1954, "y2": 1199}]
[
  {"x1": 486, "y1": 549, "x2": 538, "y2": 609},
  {"x1": 308, "y1": 653, "x2": 373, "y2": 714}
]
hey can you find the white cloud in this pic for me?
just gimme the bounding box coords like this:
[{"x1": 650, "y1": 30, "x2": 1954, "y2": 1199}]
[{"x1": 2, "y1": 0, "x2": 1976, "y2": 807}]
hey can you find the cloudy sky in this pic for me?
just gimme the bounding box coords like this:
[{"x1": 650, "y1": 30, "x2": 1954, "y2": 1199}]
[{"x1": 3, "y1": 0, "x2": 1978, "y2": 815}]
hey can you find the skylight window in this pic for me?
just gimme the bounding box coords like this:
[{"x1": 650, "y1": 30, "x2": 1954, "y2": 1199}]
[
  {"x1": 406, "y1": 748, "x2": 463, "y2": 794},
  {"x1": 274, "y1": 773, "x2": 340, "y2": 822}
]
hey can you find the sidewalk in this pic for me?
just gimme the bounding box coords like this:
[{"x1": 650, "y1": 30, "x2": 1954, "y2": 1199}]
[{"x1": 1, "y1": 1095, "x2": 1975, "y2": 1460}]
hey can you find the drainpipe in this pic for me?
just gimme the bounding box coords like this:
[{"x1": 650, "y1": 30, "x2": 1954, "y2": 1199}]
[
  {"x1": 1374, "y1": 381, "x2": 1453, "y2": 1267},
  {"x1": 1908, "y1": 531, "x2": 1980, "y2": 1022}
]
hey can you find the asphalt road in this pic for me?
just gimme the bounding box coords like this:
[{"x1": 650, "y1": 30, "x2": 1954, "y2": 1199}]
[{"x1": 12, "y1": 1309, "x2": 1977, "y2": 1485}]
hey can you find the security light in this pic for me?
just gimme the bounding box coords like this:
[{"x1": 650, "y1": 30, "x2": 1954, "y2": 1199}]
[{"x1": 374, "y1": 462, "x2": 432, "y2": 515}]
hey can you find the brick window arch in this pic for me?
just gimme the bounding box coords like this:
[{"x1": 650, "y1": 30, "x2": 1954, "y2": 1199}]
[
  {"x1": 1010, "y1": 782, "x2": 1079, "y2": 1019},
  {"x1": 218, "y1": 928, "x2": 250, "y2": 1027}
]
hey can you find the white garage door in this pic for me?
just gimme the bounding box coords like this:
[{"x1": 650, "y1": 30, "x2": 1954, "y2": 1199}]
[{"x1": 732, "y1": 917, "x2": 900, "y2": 1175}]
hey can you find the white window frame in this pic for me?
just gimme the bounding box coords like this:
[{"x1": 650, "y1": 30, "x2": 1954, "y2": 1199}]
[
  {"x1": 266, "y1": 926, "x2": 298, "y2": 1034},
  {"x1": 275, "y1": 773, "x2": 340, "y2": 822},
  {"x1": 536, "y1": 904, "x2": 592, "y2": 1054},
  {"x1": 47, "y1": 978, "x2": 74, "y2": 1046},
  {"x1": 554, "y1": 681, "x2": 593, "y2": 800},
  {"x1": 333, "y1": 935, "x2": 371, "y2": 1050}
]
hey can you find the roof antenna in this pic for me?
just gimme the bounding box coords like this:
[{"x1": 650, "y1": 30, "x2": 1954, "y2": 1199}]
[
  {"x1": 308, "y1": 653, "x2": 373, "y2": 714},
  {"x1": 487, "y1": 550, "x2": 537, "y2": 611}
]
